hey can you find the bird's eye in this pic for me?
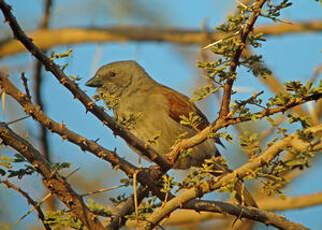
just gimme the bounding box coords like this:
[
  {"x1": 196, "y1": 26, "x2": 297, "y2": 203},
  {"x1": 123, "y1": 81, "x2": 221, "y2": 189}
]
[{"x1": 110, "y1": 72, "x2": 116, "y2": 77}]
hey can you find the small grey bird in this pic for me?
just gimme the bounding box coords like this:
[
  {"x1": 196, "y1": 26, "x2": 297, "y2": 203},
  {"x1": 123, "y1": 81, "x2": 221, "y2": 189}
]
[{"x1": 86, "y1": 60, "x2": 257, "y2": 206}]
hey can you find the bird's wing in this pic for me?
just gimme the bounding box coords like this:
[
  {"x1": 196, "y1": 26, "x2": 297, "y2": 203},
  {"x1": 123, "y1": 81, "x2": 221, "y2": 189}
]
[
  {"x1": 158, "y1": 85, "x2": 210, "y2": 131},
  {"x1": 158, "y1": 85, "x2": 224, "y2": 148},
  {"x1": 158, "y1": 87, "x2": 256, "y2": 207}
]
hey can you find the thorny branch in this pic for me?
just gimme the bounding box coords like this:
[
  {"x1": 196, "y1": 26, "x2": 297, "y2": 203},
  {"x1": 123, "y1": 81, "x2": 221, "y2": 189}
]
[
  {"x1": 0, "y1": 122, "x2": 105, "y2": 230},
  {"x1": 168, "y1": 92, "x2": 321, "y2": 164},
  {"x1": 0, "y1": 179, "x2": 51, "y2": 230},
  {"x1": 124, "y1": 191, "x2": 322, "y2": 227},
  {"x1": 219, "y1": 0, "x2": 267, "y2": 117}
]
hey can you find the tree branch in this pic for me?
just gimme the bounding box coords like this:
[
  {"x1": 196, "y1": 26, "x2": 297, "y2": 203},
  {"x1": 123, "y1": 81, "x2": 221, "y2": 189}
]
[
  {"x1": 130, "y1": 192, "x2": 322, "y2": 227},
  {"x1": 168, "y1": 92, "x2": 321, "y2": 164},
  {"x1": 108, "y1": 186, "x2": 150, "y2": 230},
  {"x1": 0, "y1": 21, "x2": 321, "y2": 58},
  {"x1": 145, "y1": 124, "x2": 322, "y2": 229},
  {"x1": 32, "y1": 0, "x2": 55, "y2": 211},
  {"x1": 0, "y1": 122, "x2": 105, "y2": 230},
  {"x1": 34, "y1": 0, "x2": 53, "y2": 162},
  {"x1": 260, "y1": 191, "x2": 322, "y2": 211},
  {"x1": 219, "y1": 0, "x2": 267, "y2": 117},
  {"x1": 147, "y1": 200, "x2": 309, "y2": 230}
]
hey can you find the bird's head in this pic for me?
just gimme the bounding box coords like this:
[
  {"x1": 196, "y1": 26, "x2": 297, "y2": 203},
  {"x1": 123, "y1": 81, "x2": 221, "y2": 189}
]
[{"x1": 86, "y1": 60, "x2": 153, "y2": 97}]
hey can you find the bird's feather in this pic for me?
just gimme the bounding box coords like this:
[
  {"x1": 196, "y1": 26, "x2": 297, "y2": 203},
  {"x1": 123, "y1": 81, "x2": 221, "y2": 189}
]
[{"x1": 158, "y1": 85, "x2": 224, "y2": 148}]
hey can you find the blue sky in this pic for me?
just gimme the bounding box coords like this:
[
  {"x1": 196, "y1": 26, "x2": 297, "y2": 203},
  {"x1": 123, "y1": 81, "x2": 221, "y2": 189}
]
[{"x1": 0, "y1": 0, "x2": 321, "y2": 229}]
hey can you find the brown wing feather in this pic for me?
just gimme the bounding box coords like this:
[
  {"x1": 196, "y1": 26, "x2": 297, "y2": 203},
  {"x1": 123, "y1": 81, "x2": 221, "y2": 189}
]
[
  {"x1": 159, "y1": 85, "x2": 224, "y2": 148},
  {"x1": 159, "y1": 85, "x2": 209, "y2": 130}
]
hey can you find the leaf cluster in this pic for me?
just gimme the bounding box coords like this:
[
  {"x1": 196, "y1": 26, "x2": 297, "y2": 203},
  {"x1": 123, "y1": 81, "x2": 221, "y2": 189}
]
[
  {"x1": 45, "y1": 210, "x2": 85, "y2": 230},
  {"x1": 179, "y1": 112, "x2": 203, "y2": 132},
  {"x1": 239, "y1": 132, "x2": 261, "y2": 159},
  {"x1": 0, "y1": 155, "x2": 13, "y2": 176},
  {"x1": 268, "y1": 80, "x2": 321, "y2": 107},
  {"x1": 195, "y1": 4, "x2": 273, "y2": 101},
  {"x1": 87, "y1": 199, "x2": 113, "y2": 217},
  {"x1": 261, "y1": 0, "x2": 292, "y2": 22},
  {"x1": 3, "y1": 154, "x2": 36, "y2": 179}
]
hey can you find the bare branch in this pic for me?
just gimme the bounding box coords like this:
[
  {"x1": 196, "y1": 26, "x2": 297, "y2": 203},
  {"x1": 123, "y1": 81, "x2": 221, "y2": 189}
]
[
  {"x1": 132, "y1": 192, "x2": 322, "y2": 227},
  {"x1": 260, "y1": 192, "x2": 322, "y2": 211},
  {"x1": 20, "y1": 72, "x2": 31, "y2": 101},
  {"x1": 165, "y1": 200, "x2": 309, "y2": 230},
  {"x1": 0, "y1": 21, "x2": 321, "y2": 58}
]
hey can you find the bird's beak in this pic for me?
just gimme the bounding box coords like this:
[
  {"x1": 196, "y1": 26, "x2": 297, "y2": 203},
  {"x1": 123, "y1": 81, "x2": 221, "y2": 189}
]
[{"x1": 85, "y1": 76, "x2": 103, "y2": 88}]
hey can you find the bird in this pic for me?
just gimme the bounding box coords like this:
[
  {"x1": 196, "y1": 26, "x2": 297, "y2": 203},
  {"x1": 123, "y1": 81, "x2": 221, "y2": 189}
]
[{"x1": 86, "y1": 60, "x2": 257, "y2": 207}]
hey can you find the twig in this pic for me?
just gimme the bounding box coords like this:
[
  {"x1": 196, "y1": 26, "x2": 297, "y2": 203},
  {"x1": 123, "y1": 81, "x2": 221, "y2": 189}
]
[
  {"x1": 219, "y1": 0, "x2": 268, "y2": 118},
  {"x1": 309, "y1": 64, "x2": 322, "y2": 84},
  {"x1": 6, "y1": 115, "x2": 30, "y2": 125},
  {"x1": 65, "y1": 167, "x2": 80, "y2": 178},
  {"x1": 16, "y1": 193, "x2": 52, "y2": 224},
  {"x1": 133, "y1": 170, "x2": 139, "y2": 218},
  {"x1": 108, "y1": 186, "x2": 151, "y2": 229},
  {"x1": 233, "y1": 0, "x2": 248, "y2": 9},
  {"x1": 233, "y1": 90, "x2": 264, "y2": 109},
  {"x1": 20, "y1": 72, "x2": 31, "y2": 101},
  {"x1": 203, "y1": 31, "x2": 240, "y2": 49},
  {"x1": 34, "y1": 1, "x2": 54, "y2": 211},
  {"x1": 40, "y1": 0, "x2": 52, "y2": 29},
  {"x1": 81, "y1": 185, "x2": 125, "y2": 197}
]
